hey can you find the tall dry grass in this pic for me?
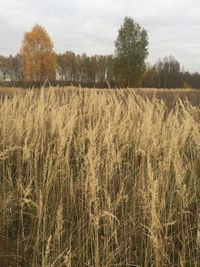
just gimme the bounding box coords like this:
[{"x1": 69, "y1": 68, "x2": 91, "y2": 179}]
[{"x1": 0, "y1": 87, "x2": 200, "y2": 266}]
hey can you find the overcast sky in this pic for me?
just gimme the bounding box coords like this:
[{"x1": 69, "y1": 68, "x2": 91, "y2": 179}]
[{"x1": 0, "y1": 0, "x2": 200, "y2": 72}]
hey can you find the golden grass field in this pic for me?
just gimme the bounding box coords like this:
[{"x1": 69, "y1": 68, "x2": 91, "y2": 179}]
[{"x1": 0, "y1": 87, "x2": 200, "y2": 266}]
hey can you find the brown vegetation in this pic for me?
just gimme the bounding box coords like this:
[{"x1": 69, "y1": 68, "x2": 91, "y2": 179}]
[{"x1": 0, "y1": 87, "x2": 200, "y2": 266}]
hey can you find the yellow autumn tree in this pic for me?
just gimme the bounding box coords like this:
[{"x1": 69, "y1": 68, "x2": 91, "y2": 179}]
[{"x1": 21, "y1": 24, "x2": 56, "y2": 82}]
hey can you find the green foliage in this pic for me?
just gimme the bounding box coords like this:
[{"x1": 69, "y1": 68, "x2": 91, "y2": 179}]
[
  {"x1": 183, "y1": 81, "x2": 191, "y2": 89},
  {"x1": 114, "y1": 17, "x2": 149, "y2": 87}
]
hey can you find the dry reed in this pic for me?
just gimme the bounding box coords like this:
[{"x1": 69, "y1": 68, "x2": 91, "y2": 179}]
[{"x1": 0, "y1": 87, "x2": 200, "y2": 266}]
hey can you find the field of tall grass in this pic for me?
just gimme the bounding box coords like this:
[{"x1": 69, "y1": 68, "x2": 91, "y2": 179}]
[{"x1": 0, "y1": 87, "x2": 200, "y2": 266}]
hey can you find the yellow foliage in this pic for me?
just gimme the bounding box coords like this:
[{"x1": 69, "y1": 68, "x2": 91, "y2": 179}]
[{"x1": 21, "y1": 24, "x2": 56, "y2": 82}]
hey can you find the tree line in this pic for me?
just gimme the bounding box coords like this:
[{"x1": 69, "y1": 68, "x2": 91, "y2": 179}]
[
  {"x1": 142, "y1": 56, "x2": 200, "y2": 89},
  {"x1": 0, "y1": 17, "x2": 200, "y2": 88}
]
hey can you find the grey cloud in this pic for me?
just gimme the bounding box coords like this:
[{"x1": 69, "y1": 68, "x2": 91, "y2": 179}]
[{"x1": 0, "y1": 0, "x2": 199, "y2": 71}]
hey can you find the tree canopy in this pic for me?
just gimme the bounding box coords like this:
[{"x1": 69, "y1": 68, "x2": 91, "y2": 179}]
[
  {"x1": 0, "y1": 19, "x2": 200, "y2": 88},
  {"x1": 20, "y1": 24, "x2": 56, "y2": 82},
  {"x1": 114, "y1": 17, "x2": 149, "y2": 87}
]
